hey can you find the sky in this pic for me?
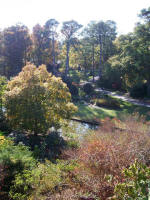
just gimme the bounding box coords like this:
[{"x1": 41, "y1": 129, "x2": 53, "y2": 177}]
[{"x1": 0, "y1": 0, "x2": 149, "y2": 34}]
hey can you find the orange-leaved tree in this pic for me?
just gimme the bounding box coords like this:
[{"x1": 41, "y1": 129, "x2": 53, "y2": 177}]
[{"x1": 4, "y1": 64, "x2": 77, "y2": 135}]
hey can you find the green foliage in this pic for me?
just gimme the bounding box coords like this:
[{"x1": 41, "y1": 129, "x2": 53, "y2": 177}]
[
  {"x1": 0, "y1": 131, "x2": 4, "y2": 136},
  {"x1": 10, "y1": 159, "x2": 77, "y2": 200},
  {"x1": 66, "y1": 138, "x2": 79, "y2": 149},
  {"x1": 0, "y1": 76, "x2": 7, "y2": 112},
  {"x1": 69, "y1": 84, "x2": 79, "y2": 98},
  {"x1": 62, "y1": 75, "x2": 79, "y2": 98},
  {"x1": 92, "y1": 96, "x2": 121, "y2": 109},
  {"x1": 97, "y1": 60, "x2": 124, "y2": 91},
  {"x1": 83, "y1": 83, "x2": 94, "y2": 95},
  {"x1": 130, "y1": 83, "x2": 147, "y2": 98},
  {"x1": 61, "y1": 20, "x2": 82, "y2": 75},
  {"x1": 4, "y1": 64, "x2": 77, "y2": 135},
  {"x1": 106, "y1": 11, "x2": 150, "y2": 92},
  {"x1": 1, "y1": 25, "x2": 31, "y2": 78},
  {"x1": 115, "y1": 160, "x2": 150, "y2": 200},
  {"x1": 0, "y1": 137, "x2": 36, "y2": 198},
  {"x1": 69, "y1": 70, "x2": 81, "y2": 83},
  {"x1": 0, "y1": 76, "x2": 10, "y2": 132},
  {"x1": 32, "y1": 23, "x2": 59, "y2": 67},
  {"x1": 9, "y1": 160, "x2": 61, "y2": 200}
]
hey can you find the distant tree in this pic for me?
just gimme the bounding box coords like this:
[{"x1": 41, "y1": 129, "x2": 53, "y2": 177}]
[
  {"x1": 5, "y1": 64, "x2": 77, "y2": 135},
  {"x1": 32, "y1": 24, "x2": 46, "y2": 66},
  {"x1": 81, "y1": 21, "x2": 98, "y2": 81},
  {"x1": 45, "y1": 19, "x2": 59, "y2": 65},
  {"x1": 106, "y1": 12, "x2": 150, "y2": 93},
  {"x1": 93, "y1": 21, "x2": 117, "y2": 78},
  {"x1": 2, "y1": 24, "x2": 31, "y2": 78},
  {"x1": 139, "y1": 7, "x2": 150, "y2": 22},
  {"x1": 61, "y1": 20, "x2": 82, "y2": 76}
]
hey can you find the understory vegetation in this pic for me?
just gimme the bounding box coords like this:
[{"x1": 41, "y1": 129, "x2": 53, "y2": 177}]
[
  {"x1": 1, "y1": 116, "x2": 150, "y2": 199},
  {"x1": 0, "y1": 5, "x2": 150, "y2": 200}
]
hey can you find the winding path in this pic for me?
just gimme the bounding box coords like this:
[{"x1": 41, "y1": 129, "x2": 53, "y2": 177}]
[
  {"x1": 81, "y1": 76, "x2": 150, "y2": 108},
  {"x1": 95, "y1": 88, "x2": 150, "y2": 108}
]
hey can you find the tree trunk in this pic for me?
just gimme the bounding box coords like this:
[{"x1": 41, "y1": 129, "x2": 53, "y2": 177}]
[
  {"x1": 65, "y1": 41, "x2": 70, "y2": 76},
  {"x1": 147, "y1": 80, "x2": 150, "y2": 97},
  {"x1": 84, "y1": 57, "x2": 87, "y2": 76},
  {"x1": 99, "y1": 35, "x2": 103, "y2": 79},
  {"x1": 52, "y1": 34, "x2": 55, "y2": 65},
  {"x1": 92, "y1": 44, "x2": 95, "y2": 82}
]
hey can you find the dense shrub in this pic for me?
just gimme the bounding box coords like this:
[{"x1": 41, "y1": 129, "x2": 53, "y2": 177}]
[
  {"x1": 114, "y1": 160, "x2": 150, "y2": 199},
  {"x1": 69, "y1": 84, "x2": 79, "y2": 97},
  {"x1": 130, "y1": 83, "x2": 147, "y2": 98},
  {"x1": 4, "y1": 64, "x2": 77, "y2": 135},
  {"x1": 69, "y1": 70, "x2": 80, "y2": 83},
  {"x1": 0, "y1": 115, "x2": 10, "y2": 132},
  {"x1": 97, "y1": 70, "x2": 123, "y2": 91},
  {"x1": 97, "y1": 77, "x2": 112, "y2": 89},
  {"x1": 10, "y1": 159, "x2": 77, "y2": 200},
  {"x1": 0, "y1": 76, "x2": 8, "y2": 132},
  {"x1": 0, "y1": 135, "x2": 78, "y2": 199},
  {"x1": 61, "y1": 75, "x2": 72, "y2": 86},
  {"x1": 72, "y1": 116, "x2": 150, "y2": 199},
  {"x1": 83, "y1": 83, "x2": 94, "y2": 95},
  {"x1": 7, "y1": 131, "x2": 72, "y2": 161},
  {"x1": 0, "y1": 137, "x2": 36, "y2": 199},
  {"x1": 92, "y1": 96, "x2": 120, "y2": 109},
  {"x1": 0, "y1": 76, "x2": 7, "y2": 112},
  {"x1": 61, "y1": 75, "x2": 79, "y2": 97}
]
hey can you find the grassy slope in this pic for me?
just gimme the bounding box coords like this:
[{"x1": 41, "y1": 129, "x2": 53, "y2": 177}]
[{"x1": 75, "y1": 99, "x2": 150, "y2": 122}]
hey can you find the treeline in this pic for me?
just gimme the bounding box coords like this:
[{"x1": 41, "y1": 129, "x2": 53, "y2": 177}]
[
  {"x1": 0, "y1": 19, "x2": 116, "y2": 78},
  {"x1": 0, "y1": 7, "x2": 150, "y2": 95},
  {"x1": 101, "y1": 7, "x2": 150, "y2": 96}
]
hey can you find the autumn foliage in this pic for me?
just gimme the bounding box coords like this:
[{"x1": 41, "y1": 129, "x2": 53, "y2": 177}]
[
  {"x1": 4, "y1": 64, "x2": 77, "y2": 134},
  {"x1": 67, "y1": 116, "x2": 150, "y2": 199}
]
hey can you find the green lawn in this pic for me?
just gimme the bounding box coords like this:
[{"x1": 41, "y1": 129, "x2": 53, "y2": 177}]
[{"x1": 74, "y1": 99, "x2": 150, "y2": 122}]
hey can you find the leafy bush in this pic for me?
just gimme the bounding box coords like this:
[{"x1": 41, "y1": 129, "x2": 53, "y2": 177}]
[
  {"x1": 72, "y1": 116, "x2": 150, "y2": 199},
  {"x1": 92, "y1": 96, "x2": 120, "y2": 109},
  {"x1": 69, "y1": 70, "x2": 80, "y2": 83},
  {"x1": 97, "y1": 66, "x2": 123, "y2": 91},
  {"x1": 0, "y1": 136, "x2": 78, "y2": 199},
  {"x1": 130, "y1": 83, "x2": 147, "y2": 98},
  {"x1": 114, "y1": 160, "x2": 150, "y2": 199},
  {"x1": 83, "y1": 83, "x2": 94, "y2": 95},
  {"x1": 4, "y1": 64, "x2": 77, "y2": 135},
  {"x1": 0, "y1": 137, "x2": 36, "y2": 199},
  {"x1": 0, "y1": 76, "x2": 7, "y2": 112},
  {"x1": 61, "y1": 75, "x2": 72, "y2": 86},
  {"x1": 69, "y1": 84, "x2": 79, "y2": 97},
  {"x1": 0, "y1": 115, "x2": 10, "y2": 132},
  {"x1": 10, "y1": 159, "x2": 77, "y2": 200},
  {"x1": 0, "y1": 76, "x2": 9, "y2": 132},
  {"x1": 61, "y1": 75, "x2": 79, "y2": 97}
]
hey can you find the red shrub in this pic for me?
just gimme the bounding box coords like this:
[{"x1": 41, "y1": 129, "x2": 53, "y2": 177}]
[{"x1": 72, "y1": 116, "x2": 150, "y2": 199}]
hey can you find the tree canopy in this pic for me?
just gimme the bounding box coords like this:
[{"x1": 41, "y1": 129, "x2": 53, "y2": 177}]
[{"x1": 4, "y1": 64, "x2": 77, "y2": 134}]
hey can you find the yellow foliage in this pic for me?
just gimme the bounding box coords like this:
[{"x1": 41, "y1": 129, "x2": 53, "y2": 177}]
[
  {"x1": 4, "y1": 63, "x2": 77, "y2": 134},
  {"x1": 0, "y1": 136, "x2": 5, "y2": 145}
]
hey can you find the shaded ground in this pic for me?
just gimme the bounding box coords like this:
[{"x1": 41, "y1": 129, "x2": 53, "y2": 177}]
[
  {"x1": 75, "y1": 99, "x2": 150, "y2": 122},
  {"x1": 96, "y1": 88, "x2": 150, "y2": 108},
  {"x1": 81, "y1": 75, "x2": 150, "y2": 108}
]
